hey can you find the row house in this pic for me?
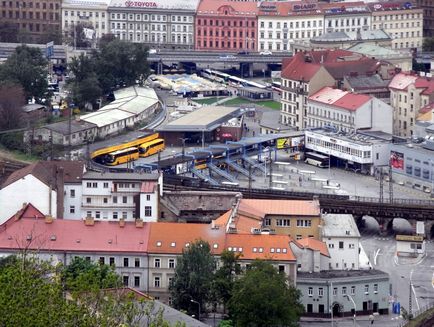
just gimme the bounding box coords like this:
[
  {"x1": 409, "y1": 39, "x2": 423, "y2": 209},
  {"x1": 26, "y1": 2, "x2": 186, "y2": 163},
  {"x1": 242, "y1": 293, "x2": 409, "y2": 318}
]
[
  {"x1": 107, "y1": 0, "x2": 199, "y2": 50},
  {"x1": 307, "y1": 86, "x2": 394, "y2": 134},
  {"x1": 195, "y1": 0, "x2": 258, "y2": 52},
  {"x1": 62, "y1": 0, "x2": 110, "y2": 40},
  {"x1": 389, "y1": 72, "x2": 434, "y2": 137},
  {"x1": 64, "y1": 171, "x2": 161, "y2": 222},
  {"x1": 257, "y1": 1, "x2": 324, "y2": 53},
  {"x1": 368, "y1": 1, "x2": 424, "y2": 50},
  {"x1": 0, "y1": 203, "x2": 299, "y2": 305}
]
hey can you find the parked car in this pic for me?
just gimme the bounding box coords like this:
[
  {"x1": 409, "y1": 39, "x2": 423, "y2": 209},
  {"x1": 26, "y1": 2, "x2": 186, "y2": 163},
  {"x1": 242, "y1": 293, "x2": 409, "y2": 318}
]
[
  {"x1": 260, "y1": 50, "x2": 272, "y2": 56},
  {"x1": 238, "y1": 51, "x2": 249, "y2": 55},
  {"x1": 149, "y1": 49, "x2": 157, "y2": 54},
  {"x1": 219, "y1": 54, "x2": 237, "y2": 60}
]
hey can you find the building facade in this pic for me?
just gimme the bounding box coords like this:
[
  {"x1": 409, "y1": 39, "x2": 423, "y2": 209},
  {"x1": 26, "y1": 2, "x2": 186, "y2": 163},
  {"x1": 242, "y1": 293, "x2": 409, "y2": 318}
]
[
  {"x1": 307, "y1": 86, "x2": 394, "y2": 134},
  {"x1": 257, "y1": 2, "x2": 324, "y2": 53},
  {"x1": 369, "y1": 1, "x2": 424, "y2": 50},
  {"x1": 195, "y1": 0, "x2": 258, "y2": 52},
  {"x1": 108, "y1": 0, "x2": 198, "y2": 50},
  {"x1": 0, "y1": 0, "x2": 61, "y2": 43},
  {"x1": 322, "y1": 2, "x2": 371, "y2": 34},
  {"x1": 63, "y1": 172, "x2": 161, "y2": 222},
  {"x1": 61, "y1": 0, "x2": 111, "y2": 40},
  {"x1": 389, "y1": 73, "x2": 434, "y2": 137},
  {"x1": 416, "y1": 0, "x2": 434, "y2": 37},
  {"x1": 297, "y1": 270, "x2": 390, "y2": 316}
]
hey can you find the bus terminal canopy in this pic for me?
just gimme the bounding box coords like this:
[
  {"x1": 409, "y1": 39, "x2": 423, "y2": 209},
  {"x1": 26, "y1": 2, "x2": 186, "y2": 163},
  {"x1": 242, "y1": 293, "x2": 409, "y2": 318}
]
[{"x1": 156, "y1": 106, "x2": 241, "y2": 132}]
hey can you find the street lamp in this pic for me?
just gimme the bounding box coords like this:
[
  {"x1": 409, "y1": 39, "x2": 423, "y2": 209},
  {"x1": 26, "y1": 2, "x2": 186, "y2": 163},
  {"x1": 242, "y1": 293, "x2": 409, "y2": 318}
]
[
  {"x1": 190, "y1": 299, "x2": 201, "y2": 321},
  {"x1": 345, "y1": 294, "x2": 356, "y2": 326},
  {"x1": 179, "y1": 137, "x2": 189, "y2": 157}
]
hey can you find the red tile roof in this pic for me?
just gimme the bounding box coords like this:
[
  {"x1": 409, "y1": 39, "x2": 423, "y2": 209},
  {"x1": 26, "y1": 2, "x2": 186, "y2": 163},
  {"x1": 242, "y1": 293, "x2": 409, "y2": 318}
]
[
  {"x1": 309, "y1": 86, "x2": 371, "y2": 111},
  {"x1": 389, "y1": 73, "x2": 434, "y2": 95},
  {"x1": 225, "y1": 234, "x2": 296, "y2": 261},
  {"x1": 147, "y1": 222, "x2": 226, "y2": 255},
  {"x1": 1, "y1": 160, "x2": 85, "y2": 189},
  {"x1": 238, "y1": 199, "x2": 321, "y2": 217},
  {"x1": 0, "y1": 204, "x2": 150, "y2": 253},
  {"x1": 140, "y1": 181, "x2": 157, "y2": 193},
  {"x1": 281, "y1": 54, "x2": 321, "y2": 81},
  {"x1": 297, "y1": 238, "x2": 330, "y2": 257}
]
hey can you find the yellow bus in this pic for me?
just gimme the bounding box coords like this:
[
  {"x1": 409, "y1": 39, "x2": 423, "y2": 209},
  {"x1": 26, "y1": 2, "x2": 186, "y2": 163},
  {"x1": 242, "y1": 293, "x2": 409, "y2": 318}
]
[
  {"x1": 138, "y1": 138, "x2": 165, "y2": 158},
  {"x1": 105, "y1": 147, "x2": 139, "y2": 166}
]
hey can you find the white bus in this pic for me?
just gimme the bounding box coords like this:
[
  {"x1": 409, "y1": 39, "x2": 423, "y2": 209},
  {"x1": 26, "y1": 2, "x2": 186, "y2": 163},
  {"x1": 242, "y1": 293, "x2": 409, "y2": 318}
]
[{"x1": 304, "y1": 152, "x2": 329, "y2": 168}]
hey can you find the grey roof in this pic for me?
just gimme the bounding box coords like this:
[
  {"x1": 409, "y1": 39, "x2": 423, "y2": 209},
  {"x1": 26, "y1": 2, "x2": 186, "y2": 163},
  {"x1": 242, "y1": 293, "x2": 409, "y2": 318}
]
[
  {"x1": 297, "y1": 269, "x2": 389, "y2": 282},
  {"x1": 312, "y1": 29, "x2": 390, "y2": 43},
  {"x1": 259, "y1": 111, "x2": 295, "y2": 131},
  {"x1": 322, "y1": 214, "x2": 361, "y2": 238},
  {"x1": 83, "y1": 171, "x2": 159, "y2": 181},
  {"x1": 22, "y1": 104, "x2": 46, "y2": 113},
  {"x1": 347, "y1": 43, "x2": 408, "y2": 58},
  {"x1": 344, "y1": 74, "x2": 389, "y2": 91},
  {"x1": 45, "y1": 120, "x2": 97, "y2": 135},
  {"x1": 156, "y1": 106, "x2": 241, "y2": 132}
]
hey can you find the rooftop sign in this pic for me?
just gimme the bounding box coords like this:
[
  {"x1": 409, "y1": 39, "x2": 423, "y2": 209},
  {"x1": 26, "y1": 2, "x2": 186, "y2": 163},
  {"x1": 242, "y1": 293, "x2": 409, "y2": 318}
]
[
  {"x1": 125, "y1": 1, "x2": 157, "y2": 7},
  {"x1": 293, "y1": 3, "x2": 317, "y2": 11}
]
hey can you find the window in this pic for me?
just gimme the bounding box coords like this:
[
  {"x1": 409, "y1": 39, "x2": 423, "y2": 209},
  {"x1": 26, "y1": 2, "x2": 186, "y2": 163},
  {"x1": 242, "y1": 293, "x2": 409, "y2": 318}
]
[
  {"x1": 169, "y1": 259, "x2": 175, "y2": 268},
  {"x1": 342, "y1": 287, "x2": 347, "y2": 295},
  {"x1": 328, "y1": 243, "x2": 334, "y2": 248},
  {"x1": 278, "y1": 265, "x2": 285, "y2": 273},
  {"x1": 86, "y1": 197, "x2": 91, "y2": 204},
  {"x1": 339, "y1": 241, "x2": 344, "y2": 249},
  {"x1": 154, "y1": 258, "x2": 161, "y2": 268},
  {"x1": 374, "y1": 284, "x2": 378, "y2": 293},
  {"x1": 364, "y1": 285, "x2": 369, "y2": 294},
  {"x1": 122, "y1": 212, "x2": 127, "y2": 219},
  {"x1": 70, "y1": 189, "x2": 75, "y2": 198},
  {"x1": 351, "y1": 286, "x2": 355, "y2": 295},
  {"x1": 122, "y1": 196, "x2": 127, "y2": 204},
  {"x1": 70, "y1": 206, "x2": 75, "y2": 214},
  {"x1": 86, "y1": 211, "x2": 91, "y2": 218},
  {"x1": 109, "y1": 257, "x2": 115, "y2": 266},
  {"x1": 113, "y1": 212, "x2": 118, "y2": 219},
  {"x1": 134, "y1": 276, "x2": 140, "y2": 287},
  {"x1": 308, "y1": 287, "x2": 313, "y2": 296},
  {"x1": 333, "y1": 287, "x2": 337, "y2": 296},
  {"x1": 146, "y1": 194, "x2": 151, "y2": 201},
  {"x1": 264, "y1": 218, "x2": 271, "y2": 226},
  {"x1": 113, "y1": 196, "x2": 117, "y2": 204},
  {"x1": 103, "y1": 182, "x2": 109, "y2": 188},
  {"x1": 277, "y1": 219, "x2": 290, "y2": 227},
  {"x1": 349, "y1": 244, "x2": 355, "y2": 249},
  {"x1": 95, "y1": 211, "x2": 100, "y2": 219},
  {"x1": 123, "y1": 258, "x2": 129, "y2": 267},
  {"x1": 319, "y1": 288, "x2": 324, "y2": 297},
  {"x1": 135, "y1": 258, "x2": 140, "y2": 267},
  {"x1": 145, "y1": 206, "x2": 152, "y2": 217},
  {"x1": 154, "y1": 276, "x2": 160, "y2": 288},
  {"x1": 123, "y1": 276, "x2": 129, "y2": 286},
  {"x1": 99, "y1": 257, "x2": 105, "y2": 265},
  {"x1": 92, "y1": 182, "x2": 97, "y2": 188},
  {"x1": 86, "y1": 182, "x2": 91, "y2": 188}
]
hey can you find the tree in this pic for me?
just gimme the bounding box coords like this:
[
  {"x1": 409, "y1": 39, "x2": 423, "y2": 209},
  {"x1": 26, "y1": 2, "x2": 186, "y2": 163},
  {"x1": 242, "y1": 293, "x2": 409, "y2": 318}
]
[
  {"x1": 423, "y1": 37, "x2": 434, "y2": 52},
  {"x1": 0, "y1": 45, "x2": 49, "y2": 101},
  {"x1": 0, "y1": 84, "x2": 25, "y2": 131},
  {"x1": 0, "y1": 22, "x2": 19, "y2": 43},
  {"x1": 68, "y1": 22, "x2": 93, "y2": 48},
  {"x1": 39, "y1": 25, "x2": 63, "y2": 45},
  {"x1": 212, "y1": 250, "x2": 242, "y2": 312},
  {"x1": 170, "y1": 239, "x2": 216, "y2": 316},
  {"x1": 228, "y1": 261, "x2": 304, "y2": 327}
]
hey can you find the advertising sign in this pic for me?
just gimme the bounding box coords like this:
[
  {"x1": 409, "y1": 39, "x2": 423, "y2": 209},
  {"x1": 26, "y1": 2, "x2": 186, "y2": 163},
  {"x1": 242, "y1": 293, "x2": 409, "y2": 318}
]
[
  {"x1": 277, "y1": 138, "x2": 290, "y2": 149},
  {"x1": 390, "y1": 151, "x2": 404, "y2": 170},
  {"x1": 125, "y1": 1, "x2": 157, "y2": 7}
]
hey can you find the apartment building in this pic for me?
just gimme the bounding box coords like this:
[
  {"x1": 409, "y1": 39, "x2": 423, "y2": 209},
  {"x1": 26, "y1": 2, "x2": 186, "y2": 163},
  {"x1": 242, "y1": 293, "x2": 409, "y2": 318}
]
[
  {"x1": 257, "y1": 1, "x2": 324, "y2": 53},
  {"x1": 369, "y1": 1, "x2": 424, "y2": 50},
  {"x1": 416, "y1": 0, "x2": 434, "y2": 37},
  {"x1": 62, "y1": 0, "x2": 110, "y2": 40},
  {"x1": 0, "y1": 0, "x2": 61, "y2": 43},
  {"x1": 307, "y1": 86, "x2": 394, "y2": 134},
  {"x1": 64, "y1": 172, "x2": 161, "y2": 222},
  {"x1": 195, "y1": 0, "x2": 258, "y2": 52},
  {"x1": 322, "y1": 2, "x2": 371, "y2": 34},
  {"x1": 389, "y1": 72, "x2": 434, "y2": 137},
  {"x1": 108, "y1": 0, "x2": 198, "y2": 50}
]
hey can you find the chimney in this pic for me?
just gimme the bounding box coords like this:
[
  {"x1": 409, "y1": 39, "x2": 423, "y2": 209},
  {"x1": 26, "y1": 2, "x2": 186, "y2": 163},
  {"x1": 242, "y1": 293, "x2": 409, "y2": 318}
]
[
  {"x1": 45, "y1": 215, "x2": 53, "y2": 224},
  {"x1": 135, "y1": 219, "x2": 144, "y2": 228},
  {"x1": 84, "y1": 217, "x2": 94, "y2": 226},
  {"x1": 119, "y1": 219, "x2": 126, "y2": 228}
]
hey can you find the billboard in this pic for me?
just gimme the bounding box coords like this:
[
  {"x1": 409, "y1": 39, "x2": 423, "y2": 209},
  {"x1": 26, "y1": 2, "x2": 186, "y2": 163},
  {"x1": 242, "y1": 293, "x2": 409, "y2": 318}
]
[
  {"x1": 277, "y1": 138, "x2": 290, "y2": 149},
  {"x1": 390, "y1": 151, "x2": 404, "y2": 170}
]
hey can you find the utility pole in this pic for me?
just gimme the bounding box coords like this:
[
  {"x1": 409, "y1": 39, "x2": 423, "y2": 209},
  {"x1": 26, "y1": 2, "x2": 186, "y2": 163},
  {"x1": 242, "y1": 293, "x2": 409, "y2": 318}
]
[
  {"x1": 269, "y1": 159, "x2": 273, "y2": 189},
  {"x1": 409, "y1": 280, "x2": 413, "y2": 318},
  {"x1": 379, "y1": 167, "x2": 384, "y2": 203},
  {"x1": 248, "y1": 165, "x2": 252, "y2": 197},
  {"x1": 68, "y1": 104, "x2": 72, "y2": 160},
  {"x1": 50, "y1": 130, "x2": 54, "y2": 160},
  {"x1": 389, "y1": 164, "x2": 393, "y2": 204}
]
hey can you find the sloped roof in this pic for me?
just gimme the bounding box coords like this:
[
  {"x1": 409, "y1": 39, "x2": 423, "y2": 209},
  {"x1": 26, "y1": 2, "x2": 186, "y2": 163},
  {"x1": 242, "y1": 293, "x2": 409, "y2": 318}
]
[
  {"x1": 297, "y1": 237, "x2": 330, "y2": 257},
  {"x1": 389, "y1": 73, "x2": 434, "y2": 95},
  {"x1": 1, "y1": 160, "x2": 85, "y2": 189},
  {"x1": 0, "y1": 204, "x2": 150, "y2": 253},
  {"x1": 238, "y1": 198, "x2": 321, "y2": 218},
  {"x1": 309, "y1": 86, "x2": 371, "y2": 111},
  {"x1": 197, "y1": 0, "x2": 258, "y2": 15}
]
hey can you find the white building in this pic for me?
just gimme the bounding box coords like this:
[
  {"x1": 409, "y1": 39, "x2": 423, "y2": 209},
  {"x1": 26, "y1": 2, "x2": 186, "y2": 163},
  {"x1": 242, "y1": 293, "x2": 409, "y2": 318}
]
[
  {"x1": 322, "y1": 214, "x2": 361, "y2": 270},
  {"x1": 62, "y1": 0, "x2": 111, "y2": 40},
  {"x1": 322, "y1": 2, "x2": 371, "y2": 34},
  {"x1": 107, "y1": 0, "x2": 199, "y2": 50},
  {"x1": 0, "y1": 161, "x2": 85, "y2": 223},
  {"x1": 64, "y1": 171, "x2": 161, "y2": 222},
  {"x1": 257, "y1": 2, "x2": 324, "y2": 53},
  {"x1": 305, "y1": 129, "x2": 392, "y2": 175},
  {"x1": 289, "y1": 237, "x2": 330, "y2": 273},
  {"x1": 307, "y1": 86, "x2": 394, "y2": 134}
]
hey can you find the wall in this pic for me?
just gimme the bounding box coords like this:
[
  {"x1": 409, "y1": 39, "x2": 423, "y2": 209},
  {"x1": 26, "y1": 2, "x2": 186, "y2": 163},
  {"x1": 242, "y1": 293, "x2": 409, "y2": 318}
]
[
  {"x1": 63, "y1": 183, "x2": 83, "y2": 219},
  {"x1": 0, "y1": 175, "x2": 57, "y2": 223},
  {"x1": 323, "y1": 236, "x2": 360, "y2": 270},
  {"x1": 265, "y1": 215, "x2": 321, "y2": 240}
]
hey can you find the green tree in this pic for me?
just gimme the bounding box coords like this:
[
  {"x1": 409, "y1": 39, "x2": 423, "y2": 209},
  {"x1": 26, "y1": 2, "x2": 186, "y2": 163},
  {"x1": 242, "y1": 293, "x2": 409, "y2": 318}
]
[
  {"x1": 67, "y1": 22, "x2": 93, "y2": 48},
  {"x1": 212, "y1": 250, "x2": 242, "y2": 312},
  {"x1": 0, "y1": 83, "x2": 25, "y2": 131},
  {"x1": 228, "y1": 261, "x2": 304, "y2": 327},
  {"x1": 170, "y1": 239, "x2": 216, "y2": 316},
  {"x1": 423, "y1": 37, "x2": 434, "y2": 52},
  {"x1": 0, "y1": 45, "x2": 49, "y2": 101}
]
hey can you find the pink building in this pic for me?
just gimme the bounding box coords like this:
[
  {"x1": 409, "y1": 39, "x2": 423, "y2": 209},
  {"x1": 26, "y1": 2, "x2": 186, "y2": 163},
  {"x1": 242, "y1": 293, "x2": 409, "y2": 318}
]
[{"x1": 195, "y1": 0, "x2": 258, "y2": 52}]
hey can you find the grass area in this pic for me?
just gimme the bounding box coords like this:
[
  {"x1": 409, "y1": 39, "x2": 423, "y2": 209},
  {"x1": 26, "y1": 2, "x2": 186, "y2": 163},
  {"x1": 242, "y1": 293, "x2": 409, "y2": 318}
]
[
  {"x1": 0, "y1": 146, "x2": 39, "y2": 163},
  {"x1": 259, "y1": 100, "x2": 281, "y2": 110},
  {"x1": 405, "y1": 307, "x2": 434, "y2": 327},
  {"x1": 221, "y1": 97, "x2": 281, "y2": 110},
  {"x1": 193, "y1": 97, "x2": 223, "y2": 105},
  {"x1": 222, "y1": 97, "x2": 255, "y2": 106}
]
